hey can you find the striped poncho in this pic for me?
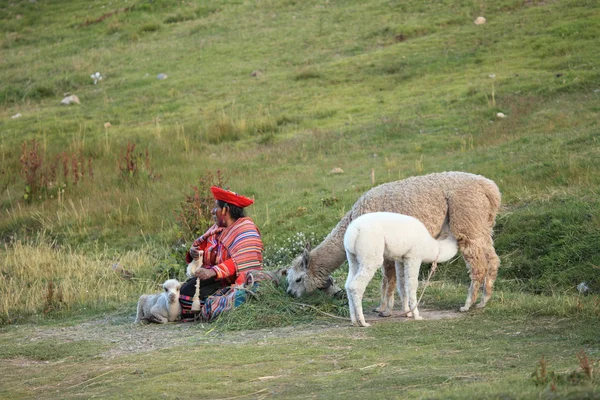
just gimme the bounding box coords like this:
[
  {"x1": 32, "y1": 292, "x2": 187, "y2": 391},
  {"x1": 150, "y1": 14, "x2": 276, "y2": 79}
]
[{"x1": 186, "y1": 217, "x2": 264, "y2": 286}]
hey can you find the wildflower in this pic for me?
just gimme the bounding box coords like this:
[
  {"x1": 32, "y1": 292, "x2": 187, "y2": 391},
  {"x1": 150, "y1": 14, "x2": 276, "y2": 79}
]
[
  {"x1": 577, "y1": 282, "x2": 589, "y2": 294},
  {"x1": 91, "y1": 72, "x2": 103, "y2": 84}
]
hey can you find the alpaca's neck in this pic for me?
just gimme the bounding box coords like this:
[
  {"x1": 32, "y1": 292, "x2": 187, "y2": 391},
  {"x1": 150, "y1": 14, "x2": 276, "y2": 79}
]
[
  {"x1": 307, "y1": 212, "x2": 352, "y2": 287},
  {"x1": 429, "y1": 234, "x2": 458, "y2": 263},
  {"x1": 166, "y1": 298, "x2": 181, "y2": 319}
]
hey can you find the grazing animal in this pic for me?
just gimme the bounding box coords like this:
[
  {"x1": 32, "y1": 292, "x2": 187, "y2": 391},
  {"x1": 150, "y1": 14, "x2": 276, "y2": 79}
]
[
  {"x1": 286, "y1": 171, "x2": 501, "y2": 312},
  {"x1": 344, "y1": 212, "x2": 458, "y2": 327},
  {"x1": 135, "y1": 279, "x2": 182, "y2": 324}
]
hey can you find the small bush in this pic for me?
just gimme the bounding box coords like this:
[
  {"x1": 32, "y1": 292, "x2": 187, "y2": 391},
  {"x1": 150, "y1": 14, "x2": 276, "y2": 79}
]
[
  {"x1": 139, "y1": 22, "x2": 161, "y2": 33},
  {"x1": 117, "y1": 142, "x2": 160, "y2": 183},
  {"x1": 175, "y1": 169, "x2": 229, "y2": 240},
  {"x1": 19, "y1": 140, "x2": 93, "y2": 202},
  {"x1": 294, "y1": 68, "x2": 322, "y2": 81}
]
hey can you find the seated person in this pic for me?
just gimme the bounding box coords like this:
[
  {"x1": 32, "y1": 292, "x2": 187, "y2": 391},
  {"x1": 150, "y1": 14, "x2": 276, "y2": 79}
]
[{"x1": 179, "y1": 186, "x2": 263, "y2": 316}]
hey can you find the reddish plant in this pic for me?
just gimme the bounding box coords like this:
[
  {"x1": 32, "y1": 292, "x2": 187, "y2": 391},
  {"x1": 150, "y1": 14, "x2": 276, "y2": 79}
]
[
  {"x1": 19, "y1": 139, "x2": 93, "y2": 201},
  {"x1": 118, "y1": 142, "x2": 159, "y2": 182},
  {"x1": 176, "y1": 169, "x2": 228, "y2": 238}
]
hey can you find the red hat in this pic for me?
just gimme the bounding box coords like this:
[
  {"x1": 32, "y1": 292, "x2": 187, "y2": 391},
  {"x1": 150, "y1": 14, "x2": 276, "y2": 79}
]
[{"x1": 210, "y1": 186, "x2": 254, "y2": 208}]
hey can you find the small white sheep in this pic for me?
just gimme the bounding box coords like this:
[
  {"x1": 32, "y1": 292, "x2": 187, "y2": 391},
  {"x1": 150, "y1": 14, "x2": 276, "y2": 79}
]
[
  {"x1": 135, "y1": 279, "x2": 182, "y2": 324},
  {"x1": 343, "y1": 212, "x2": 458, "y2": 327}
]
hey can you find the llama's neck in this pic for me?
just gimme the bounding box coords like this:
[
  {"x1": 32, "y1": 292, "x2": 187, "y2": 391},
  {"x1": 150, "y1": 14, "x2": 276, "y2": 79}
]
[{"x1": 307, "y1": 212, "x2": 352, "y2": 288}]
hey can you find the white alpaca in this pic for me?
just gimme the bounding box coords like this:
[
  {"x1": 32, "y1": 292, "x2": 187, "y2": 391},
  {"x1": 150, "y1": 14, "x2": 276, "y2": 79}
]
[
  {"x1": 343, "y1": 212, "x2": 458, "y2": 327},
  {"x1": 135, "y1": 279, "x2": 182, "y2": 324}
]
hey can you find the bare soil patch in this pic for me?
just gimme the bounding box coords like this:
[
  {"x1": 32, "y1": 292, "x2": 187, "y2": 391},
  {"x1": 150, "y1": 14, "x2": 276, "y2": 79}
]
[{"x1": 17, "y1": 309, "x2": 462, "y2": 359}]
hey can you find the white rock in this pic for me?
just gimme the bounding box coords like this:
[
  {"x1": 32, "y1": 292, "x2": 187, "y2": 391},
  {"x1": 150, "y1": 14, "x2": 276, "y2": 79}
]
[
  {"x1": 329, "y1": 167, "x2": 344, "y2": 174},
  {"x1": 496, "y1": 112, "x2": 506, "y2": 118},
  {"x1": 11, "y1": 113, "x2": 22, "y2": 119},
  {"x1": 61, "y1": 95, "x2": 80, "y2": 105},
  {"x1": 475, "y1": 17, "x2": 486, "y2": 25},
  {"x1": 157, "y1": 73, "x2": 168, "y2": 80},
  {"x1": 104, "y1": 122, "x2": 112, "y2": 128}
]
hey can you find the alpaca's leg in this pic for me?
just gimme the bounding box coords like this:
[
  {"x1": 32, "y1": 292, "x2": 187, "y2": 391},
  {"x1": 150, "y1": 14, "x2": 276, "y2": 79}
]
[
  {"x1": 404, "y1": 258, "x2": 423, "y2": 320},
  {"x1": 376, "y1": 260, "x2": 396, "y2": 316},
  {"x1": 459, "y1": 238, "x2": 488, "y2": 312},
  {"x1": 346, "y1": 261, "x2": 380, "y2": 327},
  {"x1": 446, "y1": 184, "x2": 500, "y2": 312},
  {"x1": 477, "y1": 236, "x2": 500, "y2": 309},
  {"x1": 396, "y1": 260, "x2": 410, "y2": 317},
  {"x1": 134, "y1": 297, "x2": 145, "y2": 323},
  {"x1": 345, "y1": 253, "x2": 359, "y2": 325}
]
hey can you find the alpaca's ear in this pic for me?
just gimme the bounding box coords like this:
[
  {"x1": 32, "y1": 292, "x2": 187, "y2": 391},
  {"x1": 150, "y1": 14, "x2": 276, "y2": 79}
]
[
  {"x1": 301, "y1": 244, "x2": 311, "y2": 271},
  {"x1": 304, "y1": 241, "x2": 311, "y2": 252}
]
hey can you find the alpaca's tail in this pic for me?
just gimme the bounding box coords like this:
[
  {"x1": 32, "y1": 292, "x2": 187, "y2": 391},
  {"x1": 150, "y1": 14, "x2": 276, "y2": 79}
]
[
  {"x1": 436, "y1": 231, "x2": 459, "y2": 263},
  {"x1": 343, "y1": 220, "x2": 360, "y2": 257},
  {"x1": 478, "y1": 177, "x2": 502, "y2": 228}
]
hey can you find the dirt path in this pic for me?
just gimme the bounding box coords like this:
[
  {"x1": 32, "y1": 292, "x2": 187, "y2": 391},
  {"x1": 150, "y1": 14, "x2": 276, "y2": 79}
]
[{"x1": 15, "y1": 309, "x2": 462, "y2": 359}]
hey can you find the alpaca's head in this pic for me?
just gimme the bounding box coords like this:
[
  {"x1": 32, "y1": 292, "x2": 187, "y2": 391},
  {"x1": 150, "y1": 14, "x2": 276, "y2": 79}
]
[
  {"x1": 284, "y1": 243, "x2": 343, "y2": 298},
  {"x1": 284, "y1": 244, "x2": 312, "y2": 297},
  {"x1": 162, "y1": 279, "x2": 181, "y2": 303}
]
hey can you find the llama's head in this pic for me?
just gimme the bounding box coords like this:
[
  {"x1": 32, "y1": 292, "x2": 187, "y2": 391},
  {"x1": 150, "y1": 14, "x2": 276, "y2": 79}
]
[
  {"x1": 162, "y1": 279, "x2": 181, "y2": 303},
  {"x1": 284, "y1": 243, "x2": 344, "y2": 298},
  {"x1": 283, "y1": 243, "x2": 312, "y2": 297}
]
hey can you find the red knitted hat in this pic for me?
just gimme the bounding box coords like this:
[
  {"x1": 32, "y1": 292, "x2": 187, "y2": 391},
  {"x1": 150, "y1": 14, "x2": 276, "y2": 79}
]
[{"x1": 210, "y1": 186, "x2": 254, "y2": 208}]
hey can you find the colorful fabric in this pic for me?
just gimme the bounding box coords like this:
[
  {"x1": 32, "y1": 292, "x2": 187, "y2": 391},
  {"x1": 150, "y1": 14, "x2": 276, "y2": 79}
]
[
  {"x1": 210, "y1": 186, "x2": 254, "y2": 207},
  {"x1": 186, "y1": 217, "x2": 263, "y2": 286},
  {"x1": 181, "y1": 270, "x2": 279, "y2": 323}
]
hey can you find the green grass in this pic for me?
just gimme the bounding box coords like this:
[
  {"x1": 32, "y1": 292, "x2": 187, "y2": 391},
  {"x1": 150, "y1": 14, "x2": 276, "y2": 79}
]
[{"x1": 1, "y1": 0, "x2": 600, "y2": 397}]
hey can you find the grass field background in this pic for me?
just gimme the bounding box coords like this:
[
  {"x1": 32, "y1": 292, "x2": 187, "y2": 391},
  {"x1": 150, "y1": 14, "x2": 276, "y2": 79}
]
[{"x1": 1, "y1": 0, "x2": 599, "y2": 398}]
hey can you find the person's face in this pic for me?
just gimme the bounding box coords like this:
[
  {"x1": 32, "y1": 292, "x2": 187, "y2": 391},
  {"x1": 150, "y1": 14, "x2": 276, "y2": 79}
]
[{"x1": 212, "y1": 201, "x2": 228, "y2": 227}]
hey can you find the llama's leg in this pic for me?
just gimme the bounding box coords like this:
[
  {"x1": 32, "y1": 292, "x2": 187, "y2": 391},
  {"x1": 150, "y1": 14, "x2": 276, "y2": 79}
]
[
  {"x1": 477, "y1": 236, "x2": 500, "y2": 309},
  {"x1": 395, "y1": 260, "x2": 410, "y2": 317},
  {"x1": 404, "y1": 258, "x2": 423, "y2": 320},
  {"x1": 346, "y1": 261, "x2": 380, "y2": 327},
  {"x1": 459, "y1": 238, "x2": 488, "y2": 312},
  {"x1": 376, "y1": 260, "x2": 396, "y2": 316}
]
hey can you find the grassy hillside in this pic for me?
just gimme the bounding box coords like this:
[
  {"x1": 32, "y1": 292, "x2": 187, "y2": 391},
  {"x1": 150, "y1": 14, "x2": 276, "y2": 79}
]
[
  {"x1": 1, "y1": 1, "x2": 600, "y2": 399},
  {"x1": 1, "y1": 0, "x2": 600, "y2": 318}
]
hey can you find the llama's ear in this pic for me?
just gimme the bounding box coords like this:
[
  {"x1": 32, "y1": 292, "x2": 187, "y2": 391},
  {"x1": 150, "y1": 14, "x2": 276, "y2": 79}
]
[{"x1": 301, "y1": 245, "x2": 311, "y2": 271}]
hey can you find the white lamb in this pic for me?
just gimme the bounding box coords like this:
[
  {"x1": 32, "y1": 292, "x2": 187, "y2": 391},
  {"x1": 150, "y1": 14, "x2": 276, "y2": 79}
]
[
  {"x1": 343, "y1": 212, "x2": 458, "y2": 327},
  {"x1": 135, "y1": 279, "x2": 182, "y2": 324}
]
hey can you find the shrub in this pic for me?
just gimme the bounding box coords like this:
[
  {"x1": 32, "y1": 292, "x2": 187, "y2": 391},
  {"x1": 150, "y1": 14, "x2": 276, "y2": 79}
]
[
  {"x1": 175, "y1": 169, "x2": 228, "y2": 240},
  {"x1": 117, "y1": 142, "x2": 159, "y2": 183},
  {"x1": 19, "y1": 140, "x2": 93, "y2": 201}
]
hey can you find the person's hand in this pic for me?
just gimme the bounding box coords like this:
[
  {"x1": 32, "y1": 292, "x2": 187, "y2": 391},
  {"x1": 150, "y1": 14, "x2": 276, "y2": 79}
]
[
  {"x1": 195, "y1": 267, "x2": 217, "y2": 280},
  {"x1": 189, "y1": 247, "x2": 202, "y2": 260}
]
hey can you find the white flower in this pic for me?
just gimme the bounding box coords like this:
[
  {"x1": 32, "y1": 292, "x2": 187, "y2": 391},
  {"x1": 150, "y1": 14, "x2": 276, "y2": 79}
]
[
  {"x1": 577, "y1": 282, "x2": 589, "y2": 294},
  {"x1": 488, "y1": 74, "x2": 496, "y2": 79},
  {"x1": 91, "y1": 72, "x2": 103, "y2": 84}
]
